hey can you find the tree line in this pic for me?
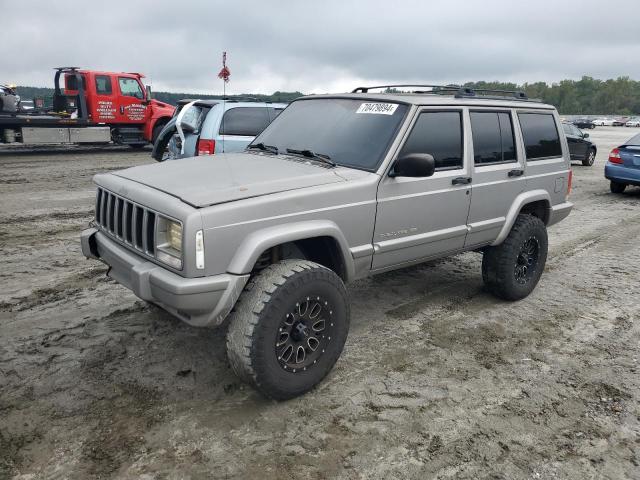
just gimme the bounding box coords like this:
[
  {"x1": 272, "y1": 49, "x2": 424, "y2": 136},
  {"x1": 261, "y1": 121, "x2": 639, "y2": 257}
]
[
  {"x1": 462, "y1": 77, "x2": 640, "y2": 115},
  {"x1": 13, "y1": 76, "x2": 640, "y2": 114}
]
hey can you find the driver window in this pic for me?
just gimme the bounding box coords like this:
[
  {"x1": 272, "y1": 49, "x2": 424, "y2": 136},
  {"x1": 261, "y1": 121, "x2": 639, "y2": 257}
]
[
  {"x1": 118, "y1": 78, "x2": 144, "y2": 99},
  {"x1": 399, "y1": 111, "x2": 463, "y2": 171}
]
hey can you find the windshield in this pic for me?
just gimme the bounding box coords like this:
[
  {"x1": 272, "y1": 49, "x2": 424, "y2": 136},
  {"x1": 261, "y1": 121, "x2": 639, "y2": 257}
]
[{"x1": 251, "y1": 98, "x2": 408, "y2": 171}]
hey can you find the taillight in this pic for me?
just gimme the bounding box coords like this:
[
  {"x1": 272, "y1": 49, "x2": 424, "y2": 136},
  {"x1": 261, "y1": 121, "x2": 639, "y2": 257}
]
[
  {"x1": 567, "y1": 170, "x2": 572, "y2": 196},
  {"x1": 196, "y1": 139, "x2": 215, "y2": 156},
  {"x1": 609, "y1": 148, "x2": 623, "y2": 164}
]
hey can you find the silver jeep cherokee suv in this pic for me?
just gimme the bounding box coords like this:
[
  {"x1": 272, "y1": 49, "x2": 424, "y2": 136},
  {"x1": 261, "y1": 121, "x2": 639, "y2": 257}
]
[{"x1": 81, "y1": 85, "x2": 573, "y2": 399}]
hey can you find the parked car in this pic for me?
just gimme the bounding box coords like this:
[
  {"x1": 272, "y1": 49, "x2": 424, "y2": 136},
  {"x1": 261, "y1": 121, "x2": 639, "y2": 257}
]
[
  {"x1": 562, "y1": 123, "x2": 597, "y2": 166},
  {"x1": 82, "y1": 86, "x2": 573, "y2": 399},
  {"x1": 593, "y1": 118, "x2": 614, "y2": 126},
  {"x1": 625, "y1": 117, "x2": 640, "y2": 127},
  {"x1": 152, "y1": 100, "x2": 287, "y2": 161},
  {"x1": 605, "y1": 132, "x2": 640, "y2": 193},
  {"x1": 613, "y1": 117, "x2": 629, "y2": 127},
  {"x1": 572, "y1": 118, "x2": 595, "y2": 129}
]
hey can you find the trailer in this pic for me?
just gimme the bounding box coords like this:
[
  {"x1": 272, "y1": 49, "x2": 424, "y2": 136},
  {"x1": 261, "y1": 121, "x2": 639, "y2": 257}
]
[{"x1": 0, "y1": 67, "x2": 175, "y2": 147}]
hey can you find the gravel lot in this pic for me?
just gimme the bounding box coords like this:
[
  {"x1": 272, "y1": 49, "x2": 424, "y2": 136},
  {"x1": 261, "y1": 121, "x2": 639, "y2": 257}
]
[{"x1": 1, "y1": 128, "x2": 639, "y2": 480}]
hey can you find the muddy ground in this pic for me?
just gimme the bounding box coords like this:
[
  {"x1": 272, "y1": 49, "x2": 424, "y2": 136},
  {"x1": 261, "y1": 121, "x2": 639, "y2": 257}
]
[{"x1": 1, "y1": 128, "x2": 639, "y2": 480}]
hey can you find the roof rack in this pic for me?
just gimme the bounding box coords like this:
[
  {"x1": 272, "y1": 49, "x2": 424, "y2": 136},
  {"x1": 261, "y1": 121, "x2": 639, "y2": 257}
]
[{"x1": 351, "y1": 84, "x2": 538, "y2": 102}]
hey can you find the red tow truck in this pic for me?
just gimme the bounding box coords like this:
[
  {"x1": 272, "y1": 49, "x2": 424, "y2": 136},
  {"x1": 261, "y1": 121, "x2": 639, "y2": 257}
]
[{"x1": 0, "y1": 67, "x2": 175, "y2": 147}]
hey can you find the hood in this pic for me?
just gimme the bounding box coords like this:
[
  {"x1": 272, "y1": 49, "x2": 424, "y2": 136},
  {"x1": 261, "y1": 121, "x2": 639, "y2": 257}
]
[
  {"x1": 112, "y1": 152, "x2": 347, "y2": 207},
  {"x1": 150, "y1": 99, "x2": 175, "y2": 112}
]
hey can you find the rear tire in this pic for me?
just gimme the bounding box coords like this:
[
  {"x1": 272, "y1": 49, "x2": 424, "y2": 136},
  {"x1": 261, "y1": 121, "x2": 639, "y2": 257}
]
[
  {"x1": 482, "y1": 215, "x2": 548, "y2": 301},
  {"x1": 226, "y1": 259, "x2": 350, "y2": 400},
  {"x1": 610, "y1": 181, "x2": 627, "y2": 194},
  {"x1": 582, "y1": 148, "x2": 596, "y2": 166}
]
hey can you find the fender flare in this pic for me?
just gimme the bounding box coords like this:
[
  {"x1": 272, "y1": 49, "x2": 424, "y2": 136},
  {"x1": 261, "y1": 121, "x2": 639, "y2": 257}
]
[
  {"x1": 491, "y1": 190, "x2": 551, "y2": 246},
  {"x1": 226, "y1": 220, "x2": 356, "y2": 281}
]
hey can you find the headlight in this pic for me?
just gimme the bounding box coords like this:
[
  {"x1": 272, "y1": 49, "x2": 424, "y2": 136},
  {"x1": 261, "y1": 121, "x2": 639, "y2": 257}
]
[
  {"x1": 167, "y1": 221, "x2": 182, "y2": 251},
  {"x1": 156, "y1": 217, "x2": 183, "y2": 269}
]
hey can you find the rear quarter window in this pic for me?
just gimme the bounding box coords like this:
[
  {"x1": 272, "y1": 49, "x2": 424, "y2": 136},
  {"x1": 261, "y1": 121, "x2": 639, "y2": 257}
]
[
  {"x1": 518, "y1": 113, "x2": 562, "y2": 160},
  {"x1": 220, "y1": 107, "x2": 270, "y2": 136}
]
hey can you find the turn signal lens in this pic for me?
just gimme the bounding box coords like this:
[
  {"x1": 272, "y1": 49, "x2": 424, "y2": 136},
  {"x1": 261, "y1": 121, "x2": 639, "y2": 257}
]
[{"x1": 195, "y1": 230, "x2": 205, "y2": 270}]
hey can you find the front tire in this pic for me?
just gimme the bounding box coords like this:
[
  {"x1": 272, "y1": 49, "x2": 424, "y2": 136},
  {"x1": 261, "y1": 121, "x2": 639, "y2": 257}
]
[
  {"x1": 226, "y1": 260, "x2": 350, "y2": 400},
  {"x1": 583, "y1": 148, "x2": 596, "y2": 166},
  {"x1": 482, "y1": 215, "x2": 548, "y2": 301},
  {"x1": 610, "y1": 181, "x2": 627, "y2": 194}
]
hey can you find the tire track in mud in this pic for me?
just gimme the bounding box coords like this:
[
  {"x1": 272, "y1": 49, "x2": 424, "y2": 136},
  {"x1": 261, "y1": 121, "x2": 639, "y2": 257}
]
[{"x1": 0, "y1": 267, "x2": 107, "y2": 312}]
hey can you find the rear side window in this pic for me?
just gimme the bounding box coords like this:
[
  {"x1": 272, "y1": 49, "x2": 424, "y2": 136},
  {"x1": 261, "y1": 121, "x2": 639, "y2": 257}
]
[
  {"x1": 400, "y1": 111, "x2": 463, "y2": 170},
  {"x1": 518, "y1": 113, "x2": 562, "y2": 160},
  {"x1": 95, "y1": 75, "x2": 112, "y2": 95},
  {"x1": 220, "y1": 107, "x2": 270, "y2": 136},
  {"x1": 470, "y1": 111, "x2": 517, "y2": 165}
]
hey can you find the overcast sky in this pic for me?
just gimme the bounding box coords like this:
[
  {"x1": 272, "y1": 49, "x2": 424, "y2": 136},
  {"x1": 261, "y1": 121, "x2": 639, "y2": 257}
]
[{"x1": 2, "y1": 0, "x2": 639, "y2": 95}]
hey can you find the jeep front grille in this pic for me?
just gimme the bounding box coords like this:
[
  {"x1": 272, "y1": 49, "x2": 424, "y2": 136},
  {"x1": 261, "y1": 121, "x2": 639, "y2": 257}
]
[{"x1": 94, "y1": 187, "x2": 156, "y2": 257}]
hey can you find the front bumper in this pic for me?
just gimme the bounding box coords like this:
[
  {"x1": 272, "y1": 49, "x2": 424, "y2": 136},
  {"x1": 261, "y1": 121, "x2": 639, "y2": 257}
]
[{"x1": 81, "y1": 228, "x2": 248, "y2": 327}]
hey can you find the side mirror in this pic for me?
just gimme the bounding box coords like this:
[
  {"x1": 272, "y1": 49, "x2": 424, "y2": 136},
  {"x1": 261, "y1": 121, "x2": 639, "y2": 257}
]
[
  {"x1": 583, "y1": 132, "x2": 589, "y2": 138},
  {"x1": 389, "y1": 153, "x2": 436, "y2": 178},
  {"x1": 144, "y1": 85, "x2": 152, "y2": 104}
]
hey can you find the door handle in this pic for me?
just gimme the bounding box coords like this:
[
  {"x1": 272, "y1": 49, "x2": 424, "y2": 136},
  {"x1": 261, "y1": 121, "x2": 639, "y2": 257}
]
[
  {"x1": 451, "y1": 176, "x2": 472, "y2": 185},
  {"x1": 120, "y1": 106, "x2": 124, "y2": 114},
  {"x1": 508, "y1": 169, "x2": 524, "y2": 177}
]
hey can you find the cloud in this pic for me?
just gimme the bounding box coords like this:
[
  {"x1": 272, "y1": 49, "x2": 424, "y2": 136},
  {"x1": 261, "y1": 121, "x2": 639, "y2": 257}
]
[{"x1": 2, "y1": 0, "x2": 639, "y2": 94}]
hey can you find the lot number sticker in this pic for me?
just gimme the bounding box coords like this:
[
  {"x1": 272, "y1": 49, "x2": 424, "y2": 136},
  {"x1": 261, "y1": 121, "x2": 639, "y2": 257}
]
[{"x1": 356, "y1": 103, "x2": 399, "y2": 115}]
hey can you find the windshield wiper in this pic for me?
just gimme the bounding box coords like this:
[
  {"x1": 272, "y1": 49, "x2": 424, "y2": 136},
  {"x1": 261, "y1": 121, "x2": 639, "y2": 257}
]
[
  {"x1": 285, "y1": 148, "x2": 336, "y2": 167},
  {"x1": 247, "y1": 143, "x2": 279, "y2": 154}
]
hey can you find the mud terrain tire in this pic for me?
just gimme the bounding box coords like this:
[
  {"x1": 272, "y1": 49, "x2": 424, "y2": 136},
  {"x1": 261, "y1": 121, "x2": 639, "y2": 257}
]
[
  {"x1": 226, "y1": 259, "x2": 350, "y2": 400},
  {"x1": 482, "y1": 215, "x2": 548, "y2": 301}
]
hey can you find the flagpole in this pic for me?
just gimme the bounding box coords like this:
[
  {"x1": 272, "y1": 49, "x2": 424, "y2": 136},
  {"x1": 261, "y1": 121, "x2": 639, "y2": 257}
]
[{"x1": 218, "y1": 51, "x2": 230, "y2": 154}]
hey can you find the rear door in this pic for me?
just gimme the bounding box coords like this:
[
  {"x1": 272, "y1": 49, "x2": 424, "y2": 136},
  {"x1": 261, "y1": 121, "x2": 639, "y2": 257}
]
[
  {"x1": 465, "y1": 109, "x2": 526, "y2": 247},
  {"x1": 114, "y1": 76, "x2": 147, "y2": 124},
  {"x1": 216, "y1": 106, "x2": 271, "y2": 153},
  {"x1": 92, "y1": 74, "x2": 117, "y2": 123},
  {"x1": 517, "y1": 110, "x2": 569, "y2": 206}
]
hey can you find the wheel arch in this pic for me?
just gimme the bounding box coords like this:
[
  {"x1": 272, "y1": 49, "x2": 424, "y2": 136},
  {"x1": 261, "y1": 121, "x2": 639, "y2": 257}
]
[
  {"x1": 491, "y1": 190, "x2": 551, "y2": 246},
  {"x1": 226, "y1": 220, "x2": 355, "y2": 282}
]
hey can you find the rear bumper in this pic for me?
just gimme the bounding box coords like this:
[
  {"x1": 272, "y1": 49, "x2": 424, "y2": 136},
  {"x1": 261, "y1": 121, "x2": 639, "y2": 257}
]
[
  {"x1": 81, "y1": 228, "x2": 248, "y2": 327},
  {"x1": 548, "y1": 201, "x2": 573, "y2": 227},
  {"x1": 605, "y1": 163, "x2": 640, "y2": 186}
]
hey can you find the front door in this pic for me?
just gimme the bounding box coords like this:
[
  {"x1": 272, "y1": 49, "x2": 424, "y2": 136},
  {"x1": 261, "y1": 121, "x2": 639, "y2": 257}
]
[
  {"x1": 115, "y1": 76, "x2": 148, "y2": 124},
  {"x1": 372, "y1": 108, "x2": 472, "y2": 270},
  {"x1": 562, "y1": 123, "x2": 587, "y2": 160},
  {"x1": 465, "y1": 109, "x2": 526, "y2": 247}
]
